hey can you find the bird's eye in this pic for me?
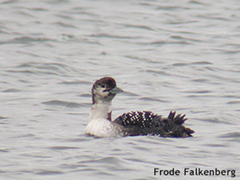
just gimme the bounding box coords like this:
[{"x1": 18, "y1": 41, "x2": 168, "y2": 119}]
[{"x1": 100, "y1": 84, "x2": 105, "y2": 88}]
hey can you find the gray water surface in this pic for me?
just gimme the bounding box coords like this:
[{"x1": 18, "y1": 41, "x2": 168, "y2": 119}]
[{"x1": 0, "y1": 0, "x2": 240, "y2": 179}]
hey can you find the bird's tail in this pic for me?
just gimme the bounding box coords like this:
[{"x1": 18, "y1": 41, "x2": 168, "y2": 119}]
[{"x1": 165, "y1": 111, "x2": 194, "y2": 137}]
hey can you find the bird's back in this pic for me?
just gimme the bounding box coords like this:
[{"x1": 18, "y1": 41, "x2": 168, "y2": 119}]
[{"x1": 113, "y1": 111, "x2": 194, "y2": 137}]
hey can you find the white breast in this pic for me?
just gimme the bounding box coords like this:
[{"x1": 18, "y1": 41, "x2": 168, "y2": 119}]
[{"x1": 85, "y1": 118, "x2": 116, "y2": 137}]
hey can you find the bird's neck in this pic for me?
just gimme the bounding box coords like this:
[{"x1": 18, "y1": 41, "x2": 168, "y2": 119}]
[{"x1": 89, "y1": 101, "x2": 112, "y2": 121}]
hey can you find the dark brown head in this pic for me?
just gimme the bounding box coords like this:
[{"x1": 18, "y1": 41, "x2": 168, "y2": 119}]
[{"x1": 91, "y1": 77, "x2": 118, "y2": 104}]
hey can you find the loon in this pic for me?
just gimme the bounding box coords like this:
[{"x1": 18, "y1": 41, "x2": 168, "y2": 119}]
[{"x1": 85, "y1": 77, "x2": 194, "y2": 137}]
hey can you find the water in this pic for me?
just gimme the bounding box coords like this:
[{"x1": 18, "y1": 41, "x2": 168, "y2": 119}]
[{"x1": 0, "y1": 0, "x2": 240, "y2": 179}]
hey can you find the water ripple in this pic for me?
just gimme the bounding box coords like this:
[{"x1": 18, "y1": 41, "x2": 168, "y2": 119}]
[
  {"x1": 1, "y1": 36, "x2": 56, "y2": 44},
  {"x1": 42, "y1": 100, "x2": 83, "y2": 108}
]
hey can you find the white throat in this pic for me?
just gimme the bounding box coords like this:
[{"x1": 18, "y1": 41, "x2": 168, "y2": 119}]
[
  {"x1": 86, "y1": 101, "x2": 116, "y2": 137},
  {"x1": 89, "y1": 101, "x2": 112, "y2": 121}
]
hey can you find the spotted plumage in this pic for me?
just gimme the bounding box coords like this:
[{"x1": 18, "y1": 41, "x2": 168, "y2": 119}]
[
  {"x1": 113, "y1": 111, "x2": 194, "y2": 137},
  {"x1": 114, "y1": 111, "x2": 156, "y2": 128},
  {"x1": 85, "y1": 77, "x2": 195, "y2": 137}
]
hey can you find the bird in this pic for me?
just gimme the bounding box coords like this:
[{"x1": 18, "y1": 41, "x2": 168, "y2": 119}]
[{"x1": 85, "y1": 77, "x2": 194, "y2": 137}]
